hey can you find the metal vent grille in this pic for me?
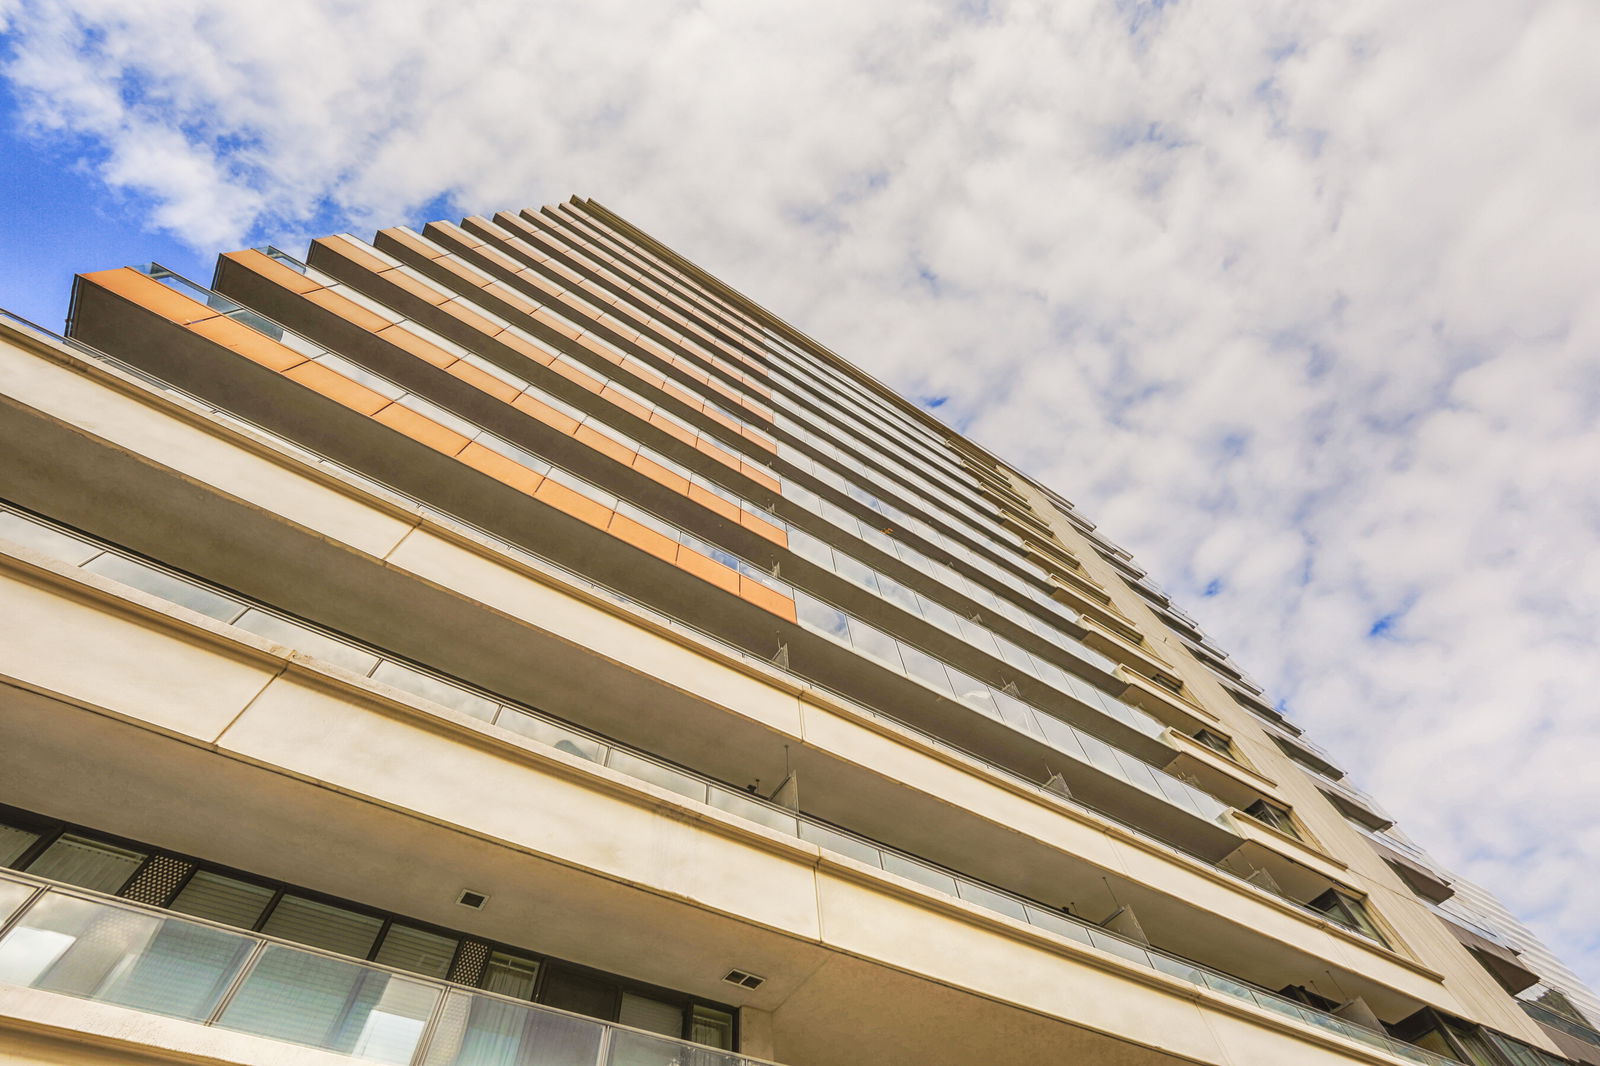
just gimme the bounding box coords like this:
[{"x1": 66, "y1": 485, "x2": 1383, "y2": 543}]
[
  {"x1": 722, "y1": 969, "x2": 766, "y2": 990},
  {"x1": 120, "y1": 855, "x2": 195, "y2": 906},
  {"x1": 449, "y1": 939, "x2": 491, "y2": 986}
]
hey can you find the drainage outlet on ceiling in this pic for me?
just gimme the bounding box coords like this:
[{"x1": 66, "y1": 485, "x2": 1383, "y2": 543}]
[
  {"x1": 457, "y1": 889, "x2": 489, "y2": 909},
  {"x1": 723, "y1": 969, "x2": 766, "y2": 990}
]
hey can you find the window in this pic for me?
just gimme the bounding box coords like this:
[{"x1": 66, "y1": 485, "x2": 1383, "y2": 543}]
[
  {"x1": 1244, "y1": 799, "x2": 1301, "y2": 841},
  {"x1": 618, "y1": 992, "x2": 684, "y2": 1036},
  {"x1": 259, "y1": 894, "x2": 383, "y2": 958},
  {"x1": 25, "y1": 835, "x2": 146, "y2": 894},
  {"x1": 1193, "y1": 730, "x2": 1234, "y2": 758},
  {"x1": 1307, "y1": 889, "x2": 1386, "y2": 944},
  {"x1": 482, "y1": 950, "x2": 541, "y2": 1000},
  {"x1": 169, "y1": 871, "x2": 275, "y2": 928},
  {"x1": 690, "y1": 1005, "x2": 735, "y2": 1050},
  {"x1": 374, "y1": 923, "x2": 458, "y2": 979},
  {"x1": 0, "y1": 823, "x2": 41, "y2": 868}
]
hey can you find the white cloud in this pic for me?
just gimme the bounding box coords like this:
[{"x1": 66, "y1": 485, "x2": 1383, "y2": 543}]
[{"x1": 4, "y1": 0, "x2": 1599, "y2": 1010}]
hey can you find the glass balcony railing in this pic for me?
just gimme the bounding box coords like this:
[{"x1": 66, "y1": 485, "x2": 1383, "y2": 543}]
[
  {"x1": 169, "y1": 259, "x2": 1130, "y2": 737},
  {"x1": 74, "y1": 267, "x2": 1208, "y2": 831},
  {"x1": 1427, "y1": 902, "x2": 1515, "y2": 951},
  {"x1": 0, "y1": 871, "x2": 770, "y2": 1066},
  {"x1": 0, "y1": 311, "x2": 1397, "y2": 949},
  {"x1": 1521, "y1": 1000, "x2": 1600, "y2": 1050},
  {"x1": 0, "y1": 866, "x2": 1459, "y2": 1066},
  {"x1": 0, "y1": 494, "x2": 1440, "y2": 1066}
]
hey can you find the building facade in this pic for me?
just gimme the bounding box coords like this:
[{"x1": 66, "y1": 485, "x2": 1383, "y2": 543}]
[{"x1": 0, "y1": 198, "x2": 1594, "y2": 1066}]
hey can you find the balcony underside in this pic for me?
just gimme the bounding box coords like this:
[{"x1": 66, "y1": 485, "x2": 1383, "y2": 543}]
[{"x1": 1, "y1": 678, "x2": 1428, "y2": 1066}]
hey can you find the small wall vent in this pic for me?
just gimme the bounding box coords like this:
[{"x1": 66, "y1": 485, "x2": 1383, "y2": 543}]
[
  {"x1": 457, "y1": 889, "x2": 490, "y2": 909},
  {"x1": 722, "y1": 969, "x2": 766, "y2": 990}
]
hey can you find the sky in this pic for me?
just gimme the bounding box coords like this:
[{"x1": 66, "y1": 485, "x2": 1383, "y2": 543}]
[{"x1": 2, "y1": 0, "x2": 1598, "y2": 1003}]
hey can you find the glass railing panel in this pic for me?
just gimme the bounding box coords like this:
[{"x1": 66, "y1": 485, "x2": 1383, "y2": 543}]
[
  {"x1": 607, "y1": 1026, "x2": 745, "y2": 1066},
  {"x1": 1200, "y1": 969, "x2": 1258, "y2": 1003},
  {"x1": 1021, "y1": 904, "x2": 1095, "y2": 947},
  {"x1": 217, "y1": 942, "x2": 440, "y2": 1064},
  {"x1": 0, "y1": 876, "x2": 38, "y2": 924},
  {"x1": 371, "y1": 661, "x2": 499, "y2": 721},
  {"x1": 497, "y1": 709, "x2": 608, "y2": 763},
  {"x1": 605, "y1": 751, "x2": 709, "y2": 805},
  {"x1": 797, "y1": 822, "x2": 884, "y2": 868},
  {"x1": 1087, "y1": 927, "x2": 1155, "y2": 966},
  {"x1": 0, "y1": 892, "x2": 256, "y2": 1021},
  {"x1": 1148, "y1": 951, "x2": 1206, "y2": 985},
  {"x1": 81, "y1": 553, "x2": 247, "y2": 623},
  {"x1": 0, "y1": 511, "x2": 102, "y2": 565},
  {"x1": 880, "y1": 853, "x2": 959, "y2": 896},
  {"x1": 422, "y1": 988, "x2": 603, "y2": 1066},
  {"x1": 707, "y1": 788, "x2": 799, "y2": 836},
  {"x1": 955, "y1": 880, "x2": 1029, "y2": 922},
  {"x1": 233, "y1": 608, "x2": 381, "y2": 675}
]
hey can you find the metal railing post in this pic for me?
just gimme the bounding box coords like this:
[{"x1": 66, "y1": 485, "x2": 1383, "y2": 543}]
[{"x1": 203, "y1": 939, "x2": 268, "y2": 1026}]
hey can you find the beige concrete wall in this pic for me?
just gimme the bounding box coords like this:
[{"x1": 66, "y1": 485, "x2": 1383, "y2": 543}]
[
  {"x1": 0, "y1": 329, "x2": 1479, "y2": 1007},
  {"x1": 0, "y1": 547, "x2": 1472, "y2": 1066},
  {"x1": 0, "y1": 323, "x2": 1532, "y2": 1063},
  {"x1": 1014, "y1": 472, "x2": 1558, "y2": 1049}
]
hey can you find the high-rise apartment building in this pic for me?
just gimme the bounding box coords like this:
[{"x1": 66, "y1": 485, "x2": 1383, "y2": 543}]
[{"x1": 0, "y1": 198, "x2": 1595, "y2": 1066}]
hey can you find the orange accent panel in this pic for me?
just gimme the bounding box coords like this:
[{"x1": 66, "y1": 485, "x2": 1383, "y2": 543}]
[
  {"x1": 687, "y1": 485, "x2": 741, "y2": 524},
  {"x1": 188, "y1": 315, "x2": 307, "y2": 372},
  {"x1": 373, "y1": 403, "x2": 474, "y2": 455},
  {"x1": 473, "y1": 246, "x2": 524, "y2": 273},
  {"x1": 81, "y1": 268, "x2": 218, "y2": 326},
  {"x1": 629, "y1": 366, "x2": 668, "y2": 391},
  {"x1": 632, "y1": 456, "x2": 690, "y2": 495},
  {"x1": 434, "y1": 257, "x2": 492, "y2": 288},
  {"x1": 303, "y1": 288, "x2": 392, "y2": 332},
  {"x1": 511, "y1": 394, "x2": 580, "y2": 435},
  {"x1": 647, "y1": 414, "x2": 697, "y2": 447},
  {"x1": 702, "y1": 409, "x2": 741, "y2": 434},
  {"x1": 632, "y1": 336, "x2": 675, "y2": 363},
  {"x1": 283, "y1": 361, "x2": 392, "y2": 415},
  {"x1": 457, "y1": 442, "x2": 545, "y2": 495},
  {"x1": 740, "y1": 464, "x2": 782, "y2": 494},
  {"x1": 697, "y1": 440, "x2": 742, "y2": 472},
  {"x1": 659, "y1": 383, "x2": 701, "y2": 409},
  {"x1": 515, "y1": 270, "x2": 563, "y2": 300},
  {"x1": 739, "y1": 511, "x2": 788, "y2": 546},
  {"x1": 534, "y1": 479, "x2": 612, "y2": 529},
  {"x1": 379, "y1": 227, "x2": 444, "y2": 259},
  {"x1": 675, "y1": 546, "x2": 740, "y2": 596},
  {"x1": 531, "y1": 309, "x2": 583, "y2": 341},
  {"x1": 548, "y1": 360, "x2": 604, "y2": 393},
  {"x1": 599, "y1": 387, "x2": 651, "y2": 423},
  {"x1": 739, "y1": 578, "x2": 797, "y2": 622},
  {"x1": 434, "y1": 226, "x2": 483, "y2": 249},
  {"x1": 224, "y1": 250, "x2": 321, "y2": 294},
  {"x1": 447, "y1": 361, "x2": 522, "y2": 403},
  {"x1": 704, "y1": 379, "x2": 743, "y2": 405},
  {"x1": 376, "y1": 324, "x2": 457, "y2": 368},
  {"x1": 493, "y1": 329, "x2": 557, "y2": 366},
  {"x1": 484, "y1": 283, "x2": 541, "y2": 317},
  {"x1": 574, "y1": 333, "x2": 621, "y2": 362},
  {"x1": 573, "y1": 424, "x2": 637, "y2": 467},
  {"x1": 316, "y1": 236, "x2": 393, "y2": 275},
  {"x1": 740, "y1": 427, "x2": 777, "y2": 452},
  {"x1": 380, "y1": 268, "x2": 450, "y2": 306},
  {"x1": 606, "y1": 513, "x2": 678, "y2": 563},
  {"x1": 435, "y1": 299, "x2": 500, "y2": 335}
]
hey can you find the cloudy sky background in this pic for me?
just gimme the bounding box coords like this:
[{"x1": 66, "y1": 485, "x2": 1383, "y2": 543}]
[{"x1": 2, "y1": 0, "x2": 1597, "y2": 996}]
